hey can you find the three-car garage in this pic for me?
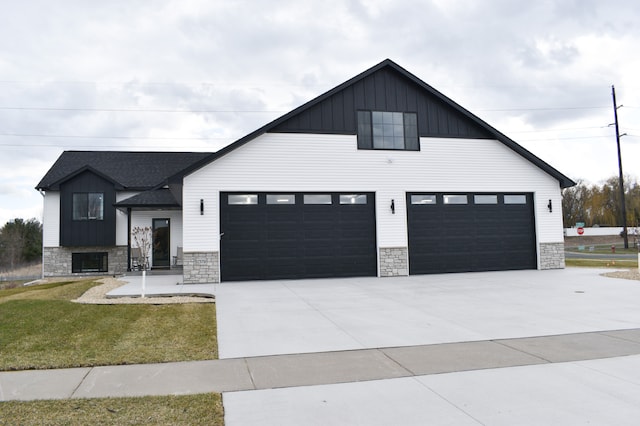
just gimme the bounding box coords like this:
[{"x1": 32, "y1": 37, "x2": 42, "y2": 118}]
[{"x1": 219, "y1": 191, "x2": 537, "y2": 281}]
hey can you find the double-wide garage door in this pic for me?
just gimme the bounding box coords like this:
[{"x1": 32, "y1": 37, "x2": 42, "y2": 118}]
[
  {"x1": 407, "y1": 193, "x2": 537, "y2": 274},
  {"x1": 220, "y1": 192, "x2": 377, "y2": 281}
]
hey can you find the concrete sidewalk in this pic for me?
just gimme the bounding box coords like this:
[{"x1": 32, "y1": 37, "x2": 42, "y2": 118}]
[
  {"x1": 4, "y1": 269, "x2": 640, "y2": 424},
  {"x1": 105, "y1": 273, "x2": 215, "y2": 298},
  {"x1": 2, "y1": 328, "x2": 640, "y2": 402}
]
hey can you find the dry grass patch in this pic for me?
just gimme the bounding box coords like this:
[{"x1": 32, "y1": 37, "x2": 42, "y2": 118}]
[
  {"x1": 0, "y1": 278, "x2": 217, "y2": 371},
  {"x1": 0, "y1": 393, "x2": 223, "y2": 426}
]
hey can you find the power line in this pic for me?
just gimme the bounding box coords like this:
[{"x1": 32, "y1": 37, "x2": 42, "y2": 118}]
[
  {"x1": 0, "y1": 132, "x2": 228, "y2": 140},
  {"x1": 474, "y1": 106, "x2": 608, "y2": 112},
  {"x1": 0, "y1": 106, "x2": 285, "y2": 113}
]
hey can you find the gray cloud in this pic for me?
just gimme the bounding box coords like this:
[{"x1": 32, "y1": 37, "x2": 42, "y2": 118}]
[{"x1": 1, "y1": 0, "x2": 640, "y2": 224}]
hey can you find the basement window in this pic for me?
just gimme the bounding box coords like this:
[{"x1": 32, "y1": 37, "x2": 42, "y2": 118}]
[
  {"x1": 357, "y1": 111, "x2": 419, "y2": 151},
  {"x1": 72, "y1": 252, "x2": 108, "y2": 273}
]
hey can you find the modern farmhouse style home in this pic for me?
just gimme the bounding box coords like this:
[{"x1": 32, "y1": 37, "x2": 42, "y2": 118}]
[{"x1": 37, "y1": 59, "x2": 575, "y2": 283}]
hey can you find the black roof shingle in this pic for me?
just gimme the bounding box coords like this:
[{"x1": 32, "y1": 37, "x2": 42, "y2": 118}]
[
  {"x1": 115, "y1": 188, "x2": 180, "y2": 208},
  {"x1": 36, "y1": 151, "x2": 212, "y2": 190}
]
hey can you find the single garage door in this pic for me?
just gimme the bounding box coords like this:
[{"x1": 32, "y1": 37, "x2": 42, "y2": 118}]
[
  {"x1": 407, "y1": 193, "x2": 537, "y2": 274},
  {"x1": 220, "y1": 192, "x2": 377, "y2": 281}
]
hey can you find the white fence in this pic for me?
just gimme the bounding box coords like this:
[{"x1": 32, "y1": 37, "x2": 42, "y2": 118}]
[{"x1": 564, "y1": 227, "x2": 629, "y2": 237}]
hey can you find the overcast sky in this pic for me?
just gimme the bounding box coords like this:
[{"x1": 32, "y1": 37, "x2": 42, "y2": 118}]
[{"x1": 1, "y1": 0, "x2": 640, "y2": 226}]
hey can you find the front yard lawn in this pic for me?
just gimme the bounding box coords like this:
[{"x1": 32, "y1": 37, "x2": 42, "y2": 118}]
[
  {"x1": 0, "y1": 279, "x2": 217, "y2": 371},
  {"x1": 0, "y1": 393, "x2": 224, "y2": 426}
]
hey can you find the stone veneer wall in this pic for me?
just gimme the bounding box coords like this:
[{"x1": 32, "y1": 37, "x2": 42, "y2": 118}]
[
  {"x1": 379, "y1": 247, "x2": 409, "y2": 277},
  {"x1": 539, "y1": 242, "x2": 565, "y2": 269},
  {"x1": 43, "y1": 246, "x2": 128, "y2": 277},
  {"x1": 183, "y1": 251, "x2": 220, "y2": 283}
]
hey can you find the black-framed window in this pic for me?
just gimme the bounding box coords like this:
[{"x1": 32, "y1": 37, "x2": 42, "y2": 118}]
[
  {"x1": 357, "y1": 110, "x2": 419, "y2": 151},
  {"x1": 72, "y1": 252, "x2": 108, "y2": 273},
  {"x1": 73, "y1": 192, "x2": 104, "y2": 220}
]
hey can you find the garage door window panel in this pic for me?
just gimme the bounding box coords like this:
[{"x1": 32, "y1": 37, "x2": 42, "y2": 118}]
[
  {"x1": 304, "y1": 194, "x2": 332, "y2": 204},
  {"x1": 474, "y1": 195, "x2": 498, "y2": 204},
  {"x1": 504, "y1": 195, "x2": 527, "y2": 204},
  {"x1": 411, "y1": 195, "x2": 437, "y2": 205},
  {"x1": 443, "y1": 195, "x2": 468, "y2": 205},
  {"x1": 340, "y1": 194, "x2": 367, "y2": 204},
  {"x1": 228, "y1": 194, "x2": 258, "y2": 205},
  {"x1": 266, "y1": 194, "x2": 295, "y2": 204}
]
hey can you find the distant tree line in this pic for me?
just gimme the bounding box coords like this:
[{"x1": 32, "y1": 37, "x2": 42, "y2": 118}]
[
  {"x1": 562, "y1": 175, "x2": 640, "y2": 228},
  {"x1": 0, "y1": 218, "x2": 42, "y2": 270}
]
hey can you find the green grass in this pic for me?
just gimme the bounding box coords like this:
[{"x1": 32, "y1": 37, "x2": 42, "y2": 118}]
[
  {"x1": 565, "y1": 258, "x2": 638, "y2": 268},
  {"x1": 0, "y1": 393, "x2": 224, "y2": 425},
  {"x1": 0, "y1": 279, "x2": 217, "y2": 371}
]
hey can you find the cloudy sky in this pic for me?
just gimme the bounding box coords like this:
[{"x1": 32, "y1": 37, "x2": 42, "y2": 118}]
[{"x1": 1, "y1": 0, "x2": 640, "y2": 226}]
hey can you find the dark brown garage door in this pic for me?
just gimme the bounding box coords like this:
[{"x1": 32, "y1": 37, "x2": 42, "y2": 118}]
[
  {"x1": 220, "y1": 192, "x2": 377, "y2": 281},
  {"x1": 407, "y1": 193, "x2": 537, "y2": 274}
]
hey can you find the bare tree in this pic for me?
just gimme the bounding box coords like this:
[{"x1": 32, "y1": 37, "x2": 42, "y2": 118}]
[{"x1": 131, "y1": 226, "x2": 152, "y2": 271}]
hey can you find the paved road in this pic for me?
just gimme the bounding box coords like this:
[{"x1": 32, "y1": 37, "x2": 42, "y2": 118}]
[{"x1": 565, "y1": 250, "x2": 638, "y2": 259}]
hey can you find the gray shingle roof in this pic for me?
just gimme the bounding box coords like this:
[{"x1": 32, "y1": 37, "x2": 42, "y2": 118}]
[
  {"x1": 36, "y1": 151, "x2": 212, "y2": 190},
  {"x1": 115, "y1": 188, "x2": 180, "y2": 208}
]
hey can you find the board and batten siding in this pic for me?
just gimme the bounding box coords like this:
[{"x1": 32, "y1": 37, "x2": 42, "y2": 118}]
[{"x1": 183, "y1": 133, "x2": 564, "y2": 268}]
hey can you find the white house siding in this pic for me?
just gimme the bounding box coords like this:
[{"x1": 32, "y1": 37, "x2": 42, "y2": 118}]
[
  {"x1": 183, "y1": 133, "x2": 565, "y2": 280},
  {"x1": 42, "y1": 192, "x2": 60, "y2": 247},
  {"x1": 130, "y1": 210, "x2": 183, "y2": 267},
  {"x1": 115, "y1": 192, "x2": 139, "y2": 246}
]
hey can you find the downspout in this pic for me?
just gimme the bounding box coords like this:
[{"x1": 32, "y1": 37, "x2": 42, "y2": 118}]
[
  {"x1": 127, "y1": 208, "x2": 132, "y2": 272},
  {"x1": 38, "y1": 189, "x2": 45, "y2": 279}
]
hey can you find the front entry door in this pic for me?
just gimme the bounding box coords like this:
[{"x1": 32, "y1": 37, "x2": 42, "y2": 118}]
[{"x1": 152, "y1": 218, "x2": 170, "y2": 268}]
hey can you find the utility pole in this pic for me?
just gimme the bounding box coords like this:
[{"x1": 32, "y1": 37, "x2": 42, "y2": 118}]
[{"x1": 612, "y1": 85, "x2": 629, "y2": 249}]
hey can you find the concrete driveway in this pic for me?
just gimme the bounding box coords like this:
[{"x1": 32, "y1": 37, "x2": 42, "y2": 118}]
[
  {"x1": 215, "y1": 268, "x2": 640, "y2": 359},
  {"x1": 218, "y1": 268, "x2": 640, "y2": 425}
]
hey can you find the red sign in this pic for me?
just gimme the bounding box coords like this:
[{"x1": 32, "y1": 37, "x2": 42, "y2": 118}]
[{"x1": 577, "y1": 227, "x2": 585, "y2": 235}]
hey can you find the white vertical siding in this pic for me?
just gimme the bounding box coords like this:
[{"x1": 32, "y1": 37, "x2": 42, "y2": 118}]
[
  {"x1": 130, "y1": 210, "x2": 183, "y2": 265},
  {"x1": 183, "y1": 133, "x2": 564, "y2": 255},
  {"x1": 42, "y1": 191, "x2": 60, "y2": 247},
  {"x1": 115, "y1": 192, "x2": 138, "y2": 246}
]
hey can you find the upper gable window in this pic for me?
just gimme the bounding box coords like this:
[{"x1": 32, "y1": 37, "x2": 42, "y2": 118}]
[
  {"x1": 357, "y1": 111, "x2": 419, "y2": 151},
  {"x1": 73, "y1": 193, "x2": 104, "y2": 220}
]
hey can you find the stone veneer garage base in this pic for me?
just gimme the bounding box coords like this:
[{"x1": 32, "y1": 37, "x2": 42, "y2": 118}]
[
  {"x1": 183, "y1": 251, "x2": 220, "y2": 284},
  {"x1": 540, "y1": 242, "x2": 565, "y2": 269},
  {"x1": 182, "y1": 243, "x2": 565, "y2": 283},
  {"x1": 379, "y1": 247, "x2": 408, "y2": 277}
]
